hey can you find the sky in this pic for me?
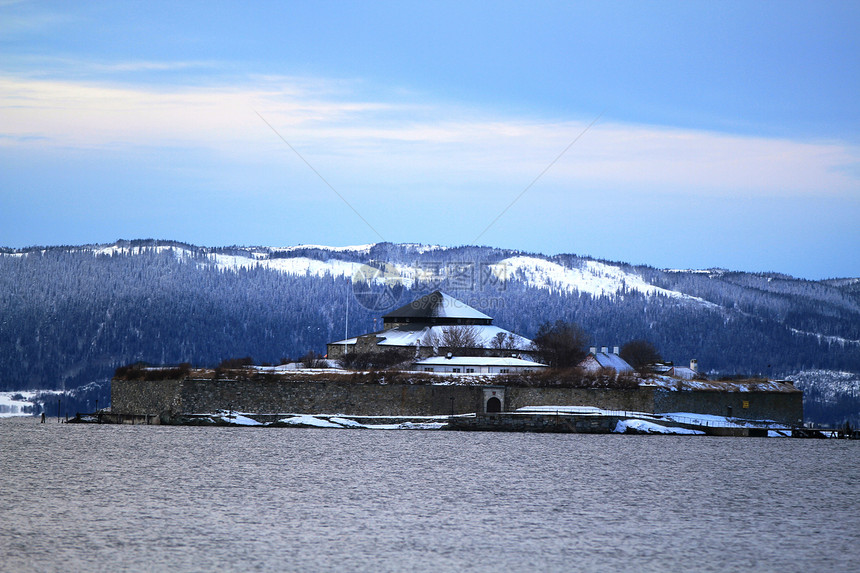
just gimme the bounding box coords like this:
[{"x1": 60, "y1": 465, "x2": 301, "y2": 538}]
[{"x1": 1, "y1": 0, "x2": 858, "y2": 279}]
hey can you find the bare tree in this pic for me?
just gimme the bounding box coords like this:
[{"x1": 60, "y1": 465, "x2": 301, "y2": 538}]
[
  {"x1": 491, "y1": 332, "x2": 507, "y2": 350},
  {"x1": 620, "y1": 339, "x2": 662, "y2": 372},
  {"x1": 441, "y1": 325, "x2": 481, "y2": 350},
  {"x1": 491, "y1": 331, "x2": 521, "y2": 351},
  {"x1": 423, "y1": 325, "x2": 482, "y2": 355},
  {"x1": 301, "y1": 350, "x2": 327, "y2": 369}
]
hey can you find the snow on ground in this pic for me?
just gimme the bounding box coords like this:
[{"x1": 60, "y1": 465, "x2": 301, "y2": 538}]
[
  {"x1": 394, "y1": 421, "x2": 448, "y2": 430},
  {"x1": 329, "y1": 417, "x2": 365, "y2": 428},
  {"x1": 278, "y1": 415, "x2": 344, "y2": 428},
  {"x1": 361, "y1": 421, "x2": 448, "y2": 430},
  {"x1": 614, "y1": 419, "x2": 705, "y2": 435},
  {"x1": 218, "y1": 413, "x2": 263, "y2": 426},
  {"x1": 0, "y1": 391, "x2": 39, "y2": 417},
  {"x1": 272, "y1": 415, "x2": 448, "y2": 430},
  {"x1": 659, "y1": 412, "x2": 784, "y2": 428},
  {"x1": 249, "y1": 366, "x2": 352, "y2": 375},
  {"x1": 516, "y1": 405, "x2": 788, "y2": 431},
  {"x1": 645, "y1": 377, "x2": 798, "y2": 393},
  {"x1": 517, "y1": 405, "x2": 607, "y2": 415}
]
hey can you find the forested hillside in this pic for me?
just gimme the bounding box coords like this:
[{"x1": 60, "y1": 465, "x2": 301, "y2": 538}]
[{"x1": 1, "y1": 240, "x2": 858, "y2": 396}]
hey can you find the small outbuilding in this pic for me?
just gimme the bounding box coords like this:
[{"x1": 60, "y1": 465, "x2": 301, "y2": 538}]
[{"x1": 578, "y1": 346, "x2": 634, "y2": 375}]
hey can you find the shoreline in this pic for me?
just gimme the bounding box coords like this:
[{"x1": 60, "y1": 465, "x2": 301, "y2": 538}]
[{"x1": 63, "y1": 408, "x2": 859, "y2": 438}]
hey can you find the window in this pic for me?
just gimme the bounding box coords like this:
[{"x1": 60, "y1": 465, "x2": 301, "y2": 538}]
[
  {"x1": 452, "y1": 368, "x2": 461, "y2": 373},
  {"x1": 499, "y1": 368, "x2": 509, "y2": 374},
  {"x1": 424, "y1": 367, "x2": 434, "y2": 372},
  {"x1": 466, "y1": 368, "x2": 475, "y2": 373}
]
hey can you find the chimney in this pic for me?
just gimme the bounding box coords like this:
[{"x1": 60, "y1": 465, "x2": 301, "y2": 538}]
[
  {"x1": 601, "y1": 346, "x2": 608, "y2": 354},
  {"x1": 589, "y1": 346, "x2": 597, "y2": 355},
  {"x1": 613, "y1": 346, "x2": 620, "y2": 355},
  {"x1": 690, "y1": 359, "x2": 698, "y2": 373}
]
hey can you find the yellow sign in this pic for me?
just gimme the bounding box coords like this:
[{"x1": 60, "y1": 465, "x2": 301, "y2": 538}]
[{"x1": 742, "y1": 401, "x2": 750, "y2": 409}]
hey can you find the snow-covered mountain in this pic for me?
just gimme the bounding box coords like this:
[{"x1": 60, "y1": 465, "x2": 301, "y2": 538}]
[
  {"x1": 1, "y1": 240, "x2": 858, "y2": 400},
  {"x1": 788, "y1": 370, "x2": 860, "y2": 426},
  {"x1": 75, "y1": 241, "x2": 719, "y2": 304}
]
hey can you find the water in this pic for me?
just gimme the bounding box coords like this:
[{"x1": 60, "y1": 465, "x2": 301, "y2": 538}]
[{"x1": 2, "y1": 417, "x2": 858, "y2": 572}]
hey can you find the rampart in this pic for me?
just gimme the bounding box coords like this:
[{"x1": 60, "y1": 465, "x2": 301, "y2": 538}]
[
  {"x1": 112, "y1": 373, "x2": 804, "y2": 426},
  {"x1": 653, "y1": 388, "x2": 804, "y2": 426}
]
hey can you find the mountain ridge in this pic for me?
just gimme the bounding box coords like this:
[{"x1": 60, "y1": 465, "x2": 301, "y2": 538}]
[{"x1": 1, "y1": 239, "x2": 858, "y2": 395}]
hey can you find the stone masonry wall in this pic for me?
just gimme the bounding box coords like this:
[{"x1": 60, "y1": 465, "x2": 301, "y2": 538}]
[
  {"x1": 111, "y1": 378, "x2": 184, "y2": 415},
  {"x1": 505, "y1": 387, "x2": 656, "y2": 413},
  {"x1": 170, "y1": 378, "x2": 484, "y2": 416},
  {"x1": 111, "y1": 377, "x2": 803, "y2": 424},
  {"x1": 653, "y1": 389, "x2": 804, "y2": 426}
]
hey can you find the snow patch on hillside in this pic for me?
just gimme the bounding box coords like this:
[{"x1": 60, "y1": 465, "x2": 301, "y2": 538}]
[
  {"x1": 495, "y1": 256, "x2": 714, "y2": 304},
  {"x1": 39, "y1": 242, "x2": 785, "y2": 308},
  {"x1": 274, "y1": 244, "x2": 376, "y2": 254},
  {"x1": 207, "y1": 253, "x2": 366, "y2": 279},
  {"x1": 92, "y1": 245, "x2": 181, "y2": 258},
  {"x1": 87, "y1": 244, "x2": 719, "y2": 303},
  {"x1": 789, "y1": 329, "x2": 860, "y2": 347},
  {"x1": 787, "y1": 370, "x2": 860, "y2": 401}
]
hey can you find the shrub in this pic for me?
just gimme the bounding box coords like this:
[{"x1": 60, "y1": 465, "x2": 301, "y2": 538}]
[
  {"x1": 218, "y1": 357, "x2": 254, "y2": 369},
  {"x1": 340, "y1": 349, "x2": 410, "y2": 370}
]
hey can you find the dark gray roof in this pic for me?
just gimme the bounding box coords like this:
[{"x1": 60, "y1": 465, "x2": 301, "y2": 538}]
[{"x1": 382, "y1": 291, "x2": 492, "y2": 321}]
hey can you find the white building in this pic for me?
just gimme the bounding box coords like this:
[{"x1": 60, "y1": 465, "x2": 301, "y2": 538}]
[
  {"x1": 413, "y1": 355, "x2": 549, "y2": 375},
  {"x1": 578, "y1": 346, "x2": 634, "y2": 375},
  {"x1": 327, "y1": 291, "x2": 532, "y2": 360}
]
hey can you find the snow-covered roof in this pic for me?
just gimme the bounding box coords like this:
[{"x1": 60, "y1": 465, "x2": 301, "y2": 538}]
[
  {"x1": 581, "y1": 352, "x2": 634, "y2": 372},
  {"x1": 670, "y1": 366, "x2": 699, "y2": 380},
  {"x1": 413, "y1": 356, "x2": 547, "y2": 368},
  {"x1": 330, "y1": 324, "x2": 531, "y2": 349},
  {"x1": 383, "y1": 291, "x2": 492, "y2": 321}
]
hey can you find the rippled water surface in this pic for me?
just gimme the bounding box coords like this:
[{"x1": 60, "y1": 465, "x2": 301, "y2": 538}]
[{"x1": 2, "y1": 417, "x2": 859, "y2": 572}]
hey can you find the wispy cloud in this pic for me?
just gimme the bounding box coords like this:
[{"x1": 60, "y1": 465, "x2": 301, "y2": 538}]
[
  {"x1": 0, "y1": 1, "x2": 74, "y2": 36},
  {"x1": 1, "y1": 71, "x2": 857, "y2": 198}
]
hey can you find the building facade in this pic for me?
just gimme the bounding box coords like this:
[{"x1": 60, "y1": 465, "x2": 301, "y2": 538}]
[{"x1": 327, "y1": 291, "x2": 534, "y2": 361}]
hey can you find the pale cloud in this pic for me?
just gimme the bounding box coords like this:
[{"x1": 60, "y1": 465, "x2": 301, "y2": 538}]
[
  {"x1": 1, "y1": 73, "x2": 857, "y2": 197},
  {"x1": 0, "y1": 1, "x2": 74, "y2": 36},
  {"x1": 87, "y1": 61, "x2": 218, "y2": 73}
]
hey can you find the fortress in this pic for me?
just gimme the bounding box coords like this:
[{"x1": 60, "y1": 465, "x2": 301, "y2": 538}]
[
  {"x1": 111, "y1": 292, "x2": 802, "y2": 426},
  {"x1": 110, "y1": 370, "x2": 802, "y2": 426}
]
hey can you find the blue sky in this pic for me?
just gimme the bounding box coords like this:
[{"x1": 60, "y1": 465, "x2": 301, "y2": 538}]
[{"x1": 1, "y1": 0, "x2": 858, "y2": 279}]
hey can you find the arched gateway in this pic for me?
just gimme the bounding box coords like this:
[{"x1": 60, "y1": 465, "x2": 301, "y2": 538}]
[{"x1": 482, "y1": 387, "x2": 505, "y2": 414}]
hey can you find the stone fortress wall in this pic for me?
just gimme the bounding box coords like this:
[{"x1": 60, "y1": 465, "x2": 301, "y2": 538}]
[{"x1": 112, "y1": 376, "x2": 804, "y2": 426}]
